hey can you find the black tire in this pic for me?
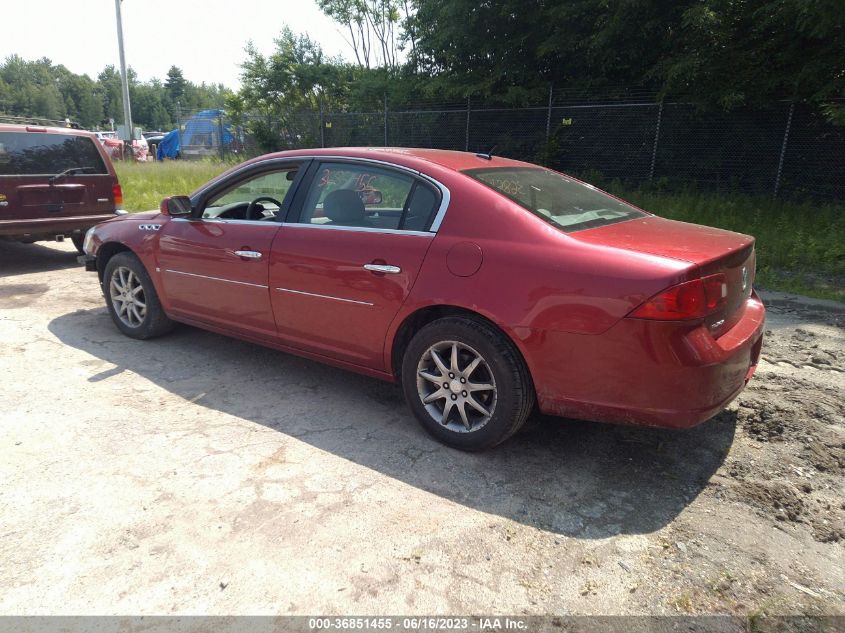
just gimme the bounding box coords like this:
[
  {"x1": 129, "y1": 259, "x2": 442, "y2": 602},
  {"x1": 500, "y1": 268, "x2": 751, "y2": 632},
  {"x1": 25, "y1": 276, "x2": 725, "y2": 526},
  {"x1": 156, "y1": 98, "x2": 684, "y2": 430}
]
[
  {"x1": 103, "y1": 251, "x2": 174, "y2": 340},
  {"x1": 71, "y1": 234, "x2": 85, "y2": 254},
  {"x1": 401, "y1": 316, "x2": 535, "y2": 451}
]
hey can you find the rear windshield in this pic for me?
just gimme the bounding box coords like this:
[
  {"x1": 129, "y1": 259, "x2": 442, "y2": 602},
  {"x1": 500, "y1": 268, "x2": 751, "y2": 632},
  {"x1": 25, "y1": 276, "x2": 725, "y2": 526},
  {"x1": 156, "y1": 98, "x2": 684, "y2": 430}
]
[
  {"x1": 0, "y1": 132, "x2": 108, "y2": 176},
  {"x1": 463, "y1": 167, "x2": 646, "y2": 232}
]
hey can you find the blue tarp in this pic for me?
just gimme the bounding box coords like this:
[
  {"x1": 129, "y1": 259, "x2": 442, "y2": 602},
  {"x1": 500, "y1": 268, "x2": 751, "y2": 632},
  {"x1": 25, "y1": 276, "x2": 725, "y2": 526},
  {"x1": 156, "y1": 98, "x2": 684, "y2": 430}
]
[
  {"x1": 182, "y1": 109, "x2": 234, "y2": 147},
  {"x1": 157, "y1": 110, "x2": 235, "y2": 159},
  {"x1": 156, "y1": 129, "x2": 180, "y2": 160}
]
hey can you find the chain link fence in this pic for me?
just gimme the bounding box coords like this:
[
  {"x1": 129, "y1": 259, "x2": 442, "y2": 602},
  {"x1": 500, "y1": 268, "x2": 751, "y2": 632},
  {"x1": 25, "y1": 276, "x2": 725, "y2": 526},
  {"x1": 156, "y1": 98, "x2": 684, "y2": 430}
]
[{"x1": 180, "y1": 93, "x2": 845, "y2": 201}]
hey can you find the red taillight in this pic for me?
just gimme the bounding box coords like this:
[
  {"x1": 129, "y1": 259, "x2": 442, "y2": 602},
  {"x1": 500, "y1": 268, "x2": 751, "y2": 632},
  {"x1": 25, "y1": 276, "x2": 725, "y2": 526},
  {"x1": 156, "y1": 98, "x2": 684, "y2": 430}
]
[
  {"x1": 629, "y1": 274, "x2": 727, "y2": 320},
  {"x1": 112, "y1": 183, "x2": 124, "y2": 207}
]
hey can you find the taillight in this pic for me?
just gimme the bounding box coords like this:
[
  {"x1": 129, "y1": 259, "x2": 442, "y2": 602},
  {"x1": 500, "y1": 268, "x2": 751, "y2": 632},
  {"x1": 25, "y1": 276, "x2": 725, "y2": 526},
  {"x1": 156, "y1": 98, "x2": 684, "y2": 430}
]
[
  {"x1": 629, "y1": 273, "x2": 727, "y2": 320},
  {"x1": 112, "y1": 183, "x2": 124, "y2": 208}
]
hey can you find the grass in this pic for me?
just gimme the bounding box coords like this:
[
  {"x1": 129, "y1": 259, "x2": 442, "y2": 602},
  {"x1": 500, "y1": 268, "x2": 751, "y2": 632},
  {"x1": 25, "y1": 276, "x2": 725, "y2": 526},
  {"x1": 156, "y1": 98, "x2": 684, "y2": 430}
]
[
  {"x1": 608, "y1": 187, "x2": 845, "y2": 301},
  {"x1": 114, "y1": 159, "x2": 845, "y2": 301},
  {"x1": 114, "y1": 160, "x2": 232, "y2": 212}
]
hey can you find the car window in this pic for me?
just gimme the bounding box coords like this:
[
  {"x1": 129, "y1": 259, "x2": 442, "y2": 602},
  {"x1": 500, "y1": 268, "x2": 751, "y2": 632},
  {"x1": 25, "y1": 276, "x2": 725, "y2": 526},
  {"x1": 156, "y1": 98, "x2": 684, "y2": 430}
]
[
  {"x1": 202, "y1": 167, "x2": 299, "y2": 222},
  {"x1": 463, "y1": 167, "x2": 646, "y2": 232},
  {"x1": 0, "y1": 132, "x2": 108, "y2": 176},
  {"x1": 297, "y1": 162, "x2": 420, "y2": 231}
]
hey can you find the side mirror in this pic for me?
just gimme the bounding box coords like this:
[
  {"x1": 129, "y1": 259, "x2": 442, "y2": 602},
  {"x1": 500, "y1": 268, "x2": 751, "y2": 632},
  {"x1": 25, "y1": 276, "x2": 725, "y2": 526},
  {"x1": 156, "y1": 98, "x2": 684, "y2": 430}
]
[{"x1": 160, "y1": 195, "x2": 192, "y2": 217}]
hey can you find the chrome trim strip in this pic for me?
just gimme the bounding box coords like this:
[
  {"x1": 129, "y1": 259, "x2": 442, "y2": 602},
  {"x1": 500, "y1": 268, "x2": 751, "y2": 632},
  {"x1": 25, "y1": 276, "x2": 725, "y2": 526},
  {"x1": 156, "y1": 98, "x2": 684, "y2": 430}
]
[
  {"x1": 428, "y1": 183, "x2": 450, "y2": 232},
  {"x1": 279, "y1": 222, "x2": 433, "y2": 237},
  {"x1": 275, "y1": 286, "x2": 373, "y2": 306},
  {"x1": 196, "y1": 154, "x2": 452, "y2": 232},
  {"x1": 171, "y1": 217, "x2": 280, "y2": 227},
  {"x1": 164, "y1": 269, "x2": 268, "y2": 289}
]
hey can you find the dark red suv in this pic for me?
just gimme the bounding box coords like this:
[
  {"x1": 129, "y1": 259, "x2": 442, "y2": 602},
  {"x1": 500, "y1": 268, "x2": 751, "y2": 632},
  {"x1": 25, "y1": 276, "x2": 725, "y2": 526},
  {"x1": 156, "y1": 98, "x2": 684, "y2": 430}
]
[{"x1": 0, "y1": 124, "x2": 124, "y2": 252}]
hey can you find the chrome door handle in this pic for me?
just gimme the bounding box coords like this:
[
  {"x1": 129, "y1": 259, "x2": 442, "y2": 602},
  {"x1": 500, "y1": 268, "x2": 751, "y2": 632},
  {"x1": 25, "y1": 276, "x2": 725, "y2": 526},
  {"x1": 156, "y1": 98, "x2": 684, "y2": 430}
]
[
  {"x1": 234, "y1": 250, "x2": 262, "y2": 259},
  {"x1": 364, "y1": 263, "x2": 401, "y2": 274}
]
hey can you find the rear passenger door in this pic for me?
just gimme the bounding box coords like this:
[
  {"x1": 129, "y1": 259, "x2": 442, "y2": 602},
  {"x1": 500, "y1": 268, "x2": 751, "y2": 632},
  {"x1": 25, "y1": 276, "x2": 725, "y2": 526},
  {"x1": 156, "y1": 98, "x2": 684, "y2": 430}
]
[{"x1": 269, "y1": 160, "x2": 444, "y2": 370}]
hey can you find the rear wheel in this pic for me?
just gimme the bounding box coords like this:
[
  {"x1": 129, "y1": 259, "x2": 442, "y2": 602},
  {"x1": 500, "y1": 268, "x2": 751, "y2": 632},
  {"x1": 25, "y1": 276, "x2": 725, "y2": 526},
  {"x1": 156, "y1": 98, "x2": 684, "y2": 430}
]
[
  {"x1": 401, "y1": 316, "x2": 534, "y2": 451},
  {"x1": 103, "y1": 251, "x2": 174, "y2": 339}
]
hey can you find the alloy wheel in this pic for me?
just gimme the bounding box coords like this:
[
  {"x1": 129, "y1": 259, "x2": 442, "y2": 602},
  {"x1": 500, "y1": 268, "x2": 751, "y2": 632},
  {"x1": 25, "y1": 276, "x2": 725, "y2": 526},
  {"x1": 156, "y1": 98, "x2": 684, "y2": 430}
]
[
  {"x1": 416, "y1": 340, "x2": 497, "y2": 433},
  {"x1": 109, "y1": 266, "x2": 146, "y2": 328}
]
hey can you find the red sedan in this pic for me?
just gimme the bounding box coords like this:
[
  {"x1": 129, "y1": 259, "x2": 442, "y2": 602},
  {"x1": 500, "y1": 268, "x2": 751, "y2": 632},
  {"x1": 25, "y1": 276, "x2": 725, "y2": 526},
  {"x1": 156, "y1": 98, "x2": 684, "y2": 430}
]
[{"x1": 81, "y1": 148, "x2": 765, "y2": 450}]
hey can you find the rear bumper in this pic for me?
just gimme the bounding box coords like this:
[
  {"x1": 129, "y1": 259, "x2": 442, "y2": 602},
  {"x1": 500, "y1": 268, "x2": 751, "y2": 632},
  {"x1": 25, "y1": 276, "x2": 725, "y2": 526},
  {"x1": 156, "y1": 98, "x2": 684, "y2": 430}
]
[
  {"x1": 0, "y1": 214, "x2": 117, "y2": 240},
  {"x1": 532, "y1": 291, "x2": 765, "y2": 428}
]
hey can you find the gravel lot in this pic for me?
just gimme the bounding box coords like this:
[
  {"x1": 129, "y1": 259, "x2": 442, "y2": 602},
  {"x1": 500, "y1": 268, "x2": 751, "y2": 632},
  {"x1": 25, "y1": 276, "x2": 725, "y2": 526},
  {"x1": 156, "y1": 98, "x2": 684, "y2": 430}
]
[{"x1": 1, "y1": 241, "x2": 843, "y2": 616}]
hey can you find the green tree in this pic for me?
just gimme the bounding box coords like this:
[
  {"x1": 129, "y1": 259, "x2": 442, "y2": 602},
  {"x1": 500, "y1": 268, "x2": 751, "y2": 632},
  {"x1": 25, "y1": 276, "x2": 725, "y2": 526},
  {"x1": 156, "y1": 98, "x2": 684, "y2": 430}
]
[
  {"x1": 239, "y1": 28, "x2": 349, "y2": 150},
  {"x1": 97, "y1": 65, "x2": 124, "y2": 124},
  {"x1": 318, "y1": 0, "x2": 403, "y2": 70},
  {"x1": 164, "y1": 65, "x2": 187, "y2": 101}
]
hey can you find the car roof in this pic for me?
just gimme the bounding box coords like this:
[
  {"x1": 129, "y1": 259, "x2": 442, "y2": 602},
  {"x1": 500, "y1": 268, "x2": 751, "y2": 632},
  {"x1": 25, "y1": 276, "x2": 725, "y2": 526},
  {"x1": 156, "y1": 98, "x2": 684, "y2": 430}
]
[{"x1": 261, "y1": 147, "x2": 536, "y2": 174}]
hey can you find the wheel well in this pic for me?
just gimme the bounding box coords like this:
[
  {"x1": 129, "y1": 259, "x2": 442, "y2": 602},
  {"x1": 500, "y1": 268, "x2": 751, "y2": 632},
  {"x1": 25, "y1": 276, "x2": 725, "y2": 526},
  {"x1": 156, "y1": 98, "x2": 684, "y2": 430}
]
[
  {"x1": 96, "y1": 242, "x2": 133, "y2": 282},
  {"x1": 391, "y1": 305, "x2": 532, "y2": 383}
]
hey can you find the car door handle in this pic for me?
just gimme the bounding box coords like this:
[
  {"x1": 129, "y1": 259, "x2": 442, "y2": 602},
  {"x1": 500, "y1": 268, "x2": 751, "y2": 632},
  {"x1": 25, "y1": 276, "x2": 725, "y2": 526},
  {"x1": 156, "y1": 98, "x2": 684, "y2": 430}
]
[
  {"x1": 363, "y1": 263, "x2": 401, "y2": 274},
  {"x1": 234, "y1": 250, "x2": 262, "y2": 259}
]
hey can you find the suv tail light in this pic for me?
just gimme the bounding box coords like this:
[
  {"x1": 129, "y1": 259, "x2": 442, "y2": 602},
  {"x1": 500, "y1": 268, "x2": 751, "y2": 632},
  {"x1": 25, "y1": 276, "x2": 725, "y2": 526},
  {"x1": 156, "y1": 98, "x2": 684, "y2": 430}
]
[
  {"x1": 629, "y1": 274, "x2": 727, "y2": 320},
  {"x1": 112, "y1": 183, "x2": 124, "y2": 207}
]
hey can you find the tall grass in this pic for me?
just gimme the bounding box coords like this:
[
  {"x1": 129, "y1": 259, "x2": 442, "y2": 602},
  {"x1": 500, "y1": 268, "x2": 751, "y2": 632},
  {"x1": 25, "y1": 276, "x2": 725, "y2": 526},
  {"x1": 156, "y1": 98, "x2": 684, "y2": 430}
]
[
  {"x1": 114, "y1": 160, "x2": 232, "y2": 212},
  {"x1": 608, "y1": 188, "x2": 845, "y2": 301},
  {"x1": 114, "y1": 160, "x2": 844, "y2": 300}
]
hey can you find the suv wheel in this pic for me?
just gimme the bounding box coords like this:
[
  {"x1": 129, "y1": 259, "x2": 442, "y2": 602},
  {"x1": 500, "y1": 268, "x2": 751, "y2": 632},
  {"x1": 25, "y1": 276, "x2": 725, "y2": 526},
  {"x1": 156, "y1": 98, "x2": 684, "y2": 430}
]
[
  {"x1": 71, "y1": 234, "x2": 85, "y2": 254},
  {"x1": 103, "y1": 252, "x2": 174, "y2": 339},
  {"x1": 401, "y1": 316, "x2": 535, "y2": 451}
]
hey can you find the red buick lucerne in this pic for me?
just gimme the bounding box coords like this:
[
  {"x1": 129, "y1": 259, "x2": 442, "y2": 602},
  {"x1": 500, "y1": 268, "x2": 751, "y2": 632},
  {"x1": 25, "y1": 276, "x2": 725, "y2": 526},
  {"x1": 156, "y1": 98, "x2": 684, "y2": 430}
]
[{"x1": 80, "y1": 148, "x2": 765, "y2": 450}]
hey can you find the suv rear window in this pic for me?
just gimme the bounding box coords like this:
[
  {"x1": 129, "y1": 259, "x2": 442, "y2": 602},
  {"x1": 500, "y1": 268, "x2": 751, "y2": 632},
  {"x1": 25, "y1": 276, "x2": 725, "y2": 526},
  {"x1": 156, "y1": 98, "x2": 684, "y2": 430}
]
[
  {"x1": 463, "y1": 167, "x2": 646, "y2": 232},
  {"x1": 0, "y1": 132, "x2": 108, "y2": 176}
]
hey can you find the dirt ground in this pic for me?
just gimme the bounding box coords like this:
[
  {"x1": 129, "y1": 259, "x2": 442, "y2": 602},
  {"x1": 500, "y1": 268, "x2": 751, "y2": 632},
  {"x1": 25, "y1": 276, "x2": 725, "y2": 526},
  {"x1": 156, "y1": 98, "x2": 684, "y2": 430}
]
[{"x1": 0, "y1": 240, "x2": 842, "y2": 617}]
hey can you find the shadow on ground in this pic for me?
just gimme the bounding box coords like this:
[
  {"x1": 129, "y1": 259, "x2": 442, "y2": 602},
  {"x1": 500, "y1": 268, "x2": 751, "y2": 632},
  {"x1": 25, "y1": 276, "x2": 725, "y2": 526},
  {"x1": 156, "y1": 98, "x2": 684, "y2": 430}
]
[
  {"x1": 0, "y1": 242, "x2": 79, "y2": 278},
  {"x1": 49, "y1": 307, "x2": 736, "y2": 539}
]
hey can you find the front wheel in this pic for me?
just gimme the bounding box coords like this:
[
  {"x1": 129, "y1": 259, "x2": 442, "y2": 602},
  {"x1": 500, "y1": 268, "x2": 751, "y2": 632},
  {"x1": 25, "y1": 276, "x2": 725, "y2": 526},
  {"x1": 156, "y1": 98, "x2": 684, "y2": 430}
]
[
  {"x1": 103, "y1": 251, "x2": 174, "y2": 339},
  {"x1": 401, "y1": 316, "x2": 535, "y2": 451}
]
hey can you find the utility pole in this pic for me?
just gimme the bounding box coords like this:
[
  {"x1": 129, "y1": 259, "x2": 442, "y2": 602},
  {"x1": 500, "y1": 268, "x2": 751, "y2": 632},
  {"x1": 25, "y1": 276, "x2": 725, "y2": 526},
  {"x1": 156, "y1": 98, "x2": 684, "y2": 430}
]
[{"x1": 114, "y1": 0, "x2": 133, "y2": 142}]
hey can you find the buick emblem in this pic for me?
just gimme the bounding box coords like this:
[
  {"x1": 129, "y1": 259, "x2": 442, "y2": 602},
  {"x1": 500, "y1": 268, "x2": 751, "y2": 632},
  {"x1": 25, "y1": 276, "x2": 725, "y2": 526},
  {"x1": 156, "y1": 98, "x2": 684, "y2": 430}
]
[{"x1": 741, "y1": 266, "x2": 748, "y2": 292}]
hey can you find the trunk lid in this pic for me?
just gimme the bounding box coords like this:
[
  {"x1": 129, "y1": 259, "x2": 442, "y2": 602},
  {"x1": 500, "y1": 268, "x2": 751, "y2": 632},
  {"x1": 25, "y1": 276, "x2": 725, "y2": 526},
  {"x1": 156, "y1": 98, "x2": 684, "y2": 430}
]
[{"x1": 575, "y1": 215, "x2": 756, "y2": 334}]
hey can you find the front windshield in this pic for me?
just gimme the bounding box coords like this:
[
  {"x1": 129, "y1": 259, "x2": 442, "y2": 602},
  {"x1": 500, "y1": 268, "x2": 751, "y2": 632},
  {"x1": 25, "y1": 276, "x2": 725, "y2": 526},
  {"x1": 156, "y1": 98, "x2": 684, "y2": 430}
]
[{"x1": 463, "y1": 167, "x2": 646, "y2": 232}]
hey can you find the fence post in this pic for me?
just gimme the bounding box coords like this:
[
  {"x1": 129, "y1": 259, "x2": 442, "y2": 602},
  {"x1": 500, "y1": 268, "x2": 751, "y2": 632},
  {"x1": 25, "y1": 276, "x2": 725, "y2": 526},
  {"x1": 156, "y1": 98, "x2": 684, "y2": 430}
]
[
  {"x1": 383, "y1": 93, "x2": 388, "y2": 146},
  {"x1": 217, "y1": 115, "x2": 226, "y2": 159},
  {"x1": 649, "y1": 100, "x2": 664, "y2": 182},
  {"x1": 465, "y1": 96, "x2": 470, "y2": 152},
  {"x1": 545, "y1": 83, "x2": 553, "y2": 141},
  {"x1": 319, "y1": 99, "x2": 325, "y2": 148},
  {"x1": 773, "y1": 101, "x2": 795, "y2": 198},
  {"x1": 175, "y1": 101, "x2": 183, "y2": 157}
]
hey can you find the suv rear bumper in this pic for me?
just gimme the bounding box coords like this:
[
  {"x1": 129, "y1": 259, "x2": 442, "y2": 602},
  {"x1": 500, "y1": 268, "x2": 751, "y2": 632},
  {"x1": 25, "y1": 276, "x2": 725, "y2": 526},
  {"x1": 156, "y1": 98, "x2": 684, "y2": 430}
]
[
  {"x1": 78, "y1": 254, "x2": 97, "y2": 271},
  {"x1": 0, "y1": 213, "x2": 117, "y2": 240},
  {"x1": 531, "y1": 292, "x2": 766, "y2": 428}
]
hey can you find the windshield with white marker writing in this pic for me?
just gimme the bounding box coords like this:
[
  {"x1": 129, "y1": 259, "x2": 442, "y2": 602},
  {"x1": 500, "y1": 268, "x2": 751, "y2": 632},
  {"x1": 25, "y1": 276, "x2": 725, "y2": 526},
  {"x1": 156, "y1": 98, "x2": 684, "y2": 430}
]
[{"x1": 463, "y1": 167, "x2": 646, "y2": 232}]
